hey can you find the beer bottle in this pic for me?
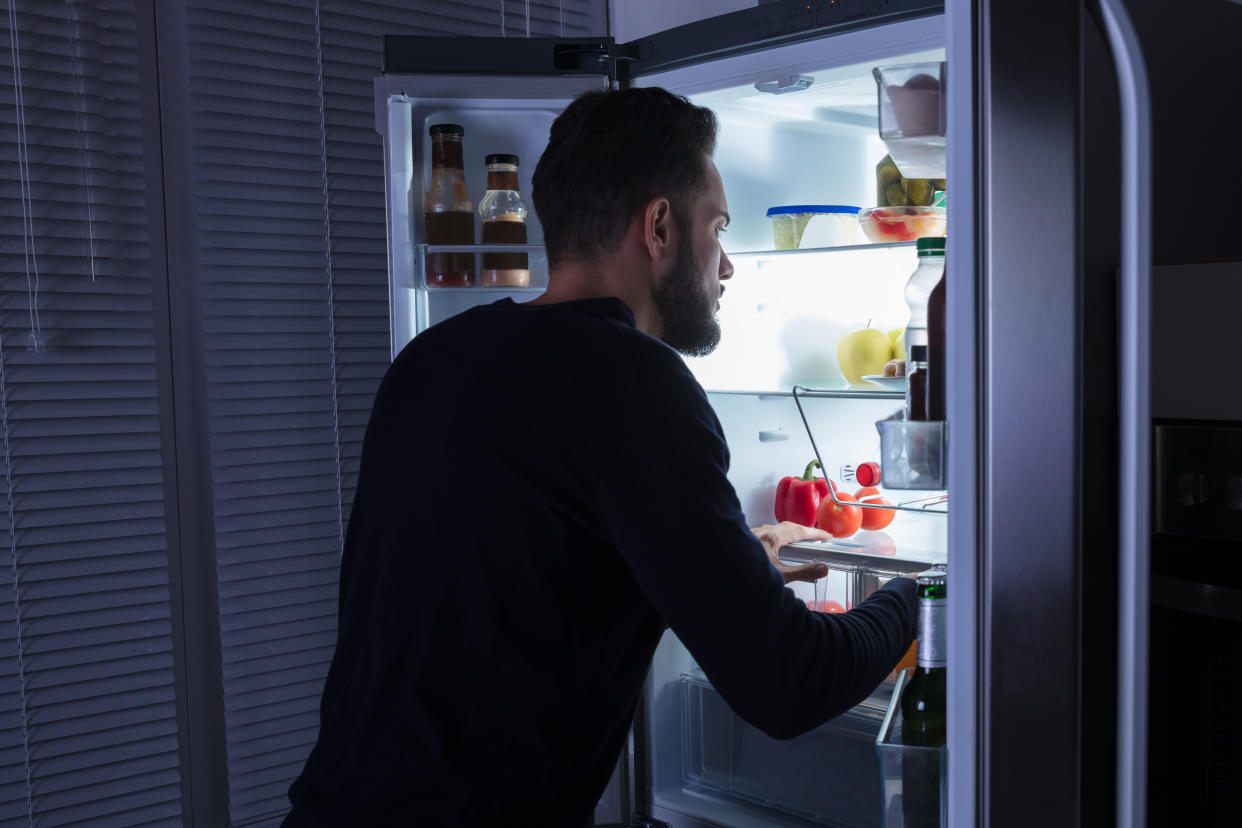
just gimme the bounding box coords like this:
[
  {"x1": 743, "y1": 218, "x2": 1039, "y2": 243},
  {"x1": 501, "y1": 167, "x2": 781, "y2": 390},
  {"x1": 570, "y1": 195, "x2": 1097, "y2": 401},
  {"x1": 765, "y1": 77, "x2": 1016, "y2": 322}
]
[{"x1": 900, "y1": 569, "x2": 946, "y2": 827}]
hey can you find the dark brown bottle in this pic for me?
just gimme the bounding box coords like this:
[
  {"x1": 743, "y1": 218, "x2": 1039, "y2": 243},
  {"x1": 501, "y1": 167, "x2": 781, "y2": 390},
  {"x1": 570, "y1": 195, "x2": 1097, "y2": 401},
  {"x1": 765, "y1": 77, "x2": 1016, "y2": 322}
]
[
  {"x1": 424, "y1": 124, "x2": 474, "y2": 287},
  {"x1": 926, "y1": 269, "x2": 946, "y2": 421},
  {"x1": 904, "y1": 238, "x2": 945, "y2": 421}
]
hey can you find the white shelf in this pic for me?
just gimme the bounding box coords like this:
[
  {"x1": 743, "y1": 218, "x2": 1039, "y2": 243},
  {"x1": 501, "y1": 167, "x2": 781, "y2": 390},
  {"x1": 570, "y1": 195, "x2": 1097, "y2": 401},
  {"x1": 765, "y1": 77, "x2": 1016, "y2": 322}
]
[
  {"x1": 727, "y1": 240, "x2": 917, "y2": 260},
  {"x1": 423, "y1": 286, "x2": 545, "y2": 293},
  {"x1": 706, "y1": 386, "x2": 902, "y2": 400},
  {"x1": 781, "y1": 538, "x2": 945, "y2": 574}
]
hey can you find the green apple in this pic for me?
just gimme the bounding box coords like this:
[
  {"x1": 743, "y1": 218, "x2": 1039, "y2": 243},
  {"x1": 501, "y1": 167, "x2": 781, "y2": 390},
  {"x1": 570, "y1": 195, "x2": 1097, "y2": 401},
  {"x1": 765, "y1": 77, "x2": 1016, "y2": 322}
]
[
  {"x1": 837, "y1": 326, "x2": 894, "y2": 384},
  {"x1": 887, "y1": 327, "x2": 906, "y2": 361}
]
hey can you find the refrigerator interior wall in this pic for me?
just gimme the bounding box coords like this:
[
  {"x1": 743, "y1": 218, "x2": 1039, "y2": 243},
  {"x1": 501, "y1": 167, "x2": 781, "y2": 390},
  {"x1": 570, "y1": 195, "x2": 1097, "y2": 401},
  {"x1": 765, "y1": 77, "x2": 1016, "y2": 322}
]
[
  {"x1": 376, "y1": 75, "x2": 605, "y2": 358},
  {"x1": 627, "y1": 17, "x2": 946, "y2": 826}
]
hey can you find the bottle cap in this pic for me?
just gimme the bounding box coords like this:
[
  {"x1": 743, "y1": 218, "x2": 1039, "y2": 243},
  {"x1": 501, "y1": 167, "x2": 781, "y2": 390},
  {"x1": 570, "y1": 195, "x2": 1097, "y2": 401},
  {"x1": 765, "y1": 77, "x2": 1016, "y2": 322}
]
[
  {"x1": 856, "y1": 461, "x2": 882, "y2": 487},
  {"x1": 916, "y1": 237, "x2": 946, "y2": 254},
  {"x1": 915, "y1": 566, "x2": 946, "y2": 586},
  {"x1": 429, "y1": 123, "x2": 464, "y2": 136},
  {"x1": 908, "y1": 344, "x2": 929, "y2": 362},
  {"x1": 485, "y1": 153, "x2": 519, "y2": 166}
]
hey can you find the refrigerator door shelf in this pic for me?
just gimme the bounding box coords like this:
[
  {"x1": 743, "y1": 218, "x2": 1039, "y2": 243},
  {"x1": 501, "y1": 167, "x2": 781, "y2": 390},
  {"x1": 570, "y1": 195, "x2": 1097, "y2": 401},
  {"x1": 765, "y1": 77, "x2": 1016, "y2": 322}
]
[
  {"x1": 394, "y1": 245, "x2": 549, "y2": 353},
  {"x1": 874, "y1": 668, "x2": 948, "y2": 828},
  {"x1": 377, "y1": 75, "x2": 606, "y2": 358},
  {"x1": 681, "y1": 671, "x2": 888, "y2": 828},
  {"x1": 412, "y1": 244, "x2": 549, "y2": 291}
]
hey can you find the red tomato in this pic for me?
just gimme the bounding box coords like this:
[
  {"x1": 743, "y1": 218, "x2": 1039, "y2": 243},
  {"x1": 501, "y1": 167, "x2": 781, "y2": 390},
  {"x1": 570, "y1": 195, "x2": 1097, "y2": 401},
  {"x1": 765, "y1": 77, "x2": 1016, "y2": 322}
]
[
  {"x1": 815, "y1": 492, "x2": 862, "y2": 538},
  {"x1": 854, "y1": 486, "x2": 896, "y2": 530},
  {"x1": 806, "y1": 600, "x2": 847, "y2": 614}
]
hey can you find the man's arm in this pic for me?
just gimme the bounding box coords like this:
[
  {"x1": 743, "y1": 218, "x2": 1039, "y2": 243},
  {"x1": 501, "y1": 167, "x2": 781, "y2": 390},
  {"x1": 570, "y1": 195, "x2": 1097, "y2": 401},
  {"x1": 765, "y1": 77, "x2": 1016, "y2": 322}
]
[{"x1": 595, "y1": 346, "x2": 917, "y2": 738}]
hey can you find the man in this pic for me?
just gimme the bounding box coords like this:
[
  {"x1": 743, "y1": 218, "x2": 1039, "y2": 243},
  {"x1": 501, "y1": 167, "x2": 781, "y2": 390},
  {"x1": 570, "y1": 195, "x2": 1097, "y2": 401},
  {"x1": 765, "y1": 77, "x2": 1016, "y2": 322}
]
[{"x1": 284, "y1": 87, "x2": 916, "y2": 826}]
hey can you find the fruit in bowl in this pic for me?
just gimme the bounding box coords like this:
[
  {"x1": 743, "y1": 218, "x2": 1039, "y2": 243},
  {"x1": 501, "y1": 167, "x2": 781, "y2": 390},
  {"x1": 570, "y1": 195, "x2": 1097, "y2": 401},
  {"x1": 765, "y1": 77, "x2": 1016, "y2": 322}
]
[{"x1": 858, "y1": 206, "x2": 946, "y2": 243}]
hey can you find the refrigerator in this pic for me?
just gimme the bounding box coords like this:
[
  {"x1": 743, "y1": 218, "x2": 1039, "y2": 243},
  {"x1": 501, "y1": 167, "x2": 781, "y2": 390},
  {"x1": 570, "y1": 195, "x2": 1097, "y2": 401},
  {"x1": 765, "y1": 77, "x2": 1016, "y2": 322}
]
[{"x1": 372, "y1": 0, "x2": 1242, "y2": 825}]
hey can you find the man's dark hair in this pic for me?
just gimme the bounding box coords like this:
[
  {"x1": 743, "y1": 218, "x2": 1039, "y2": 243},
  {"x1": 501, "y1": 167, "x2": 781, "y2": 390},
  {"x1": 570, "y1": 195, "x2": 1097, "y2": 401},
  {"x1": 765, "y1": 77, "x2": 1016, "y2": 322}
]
[{"x1": 532, "y1": 87, "x2": 719, "y2": 268}]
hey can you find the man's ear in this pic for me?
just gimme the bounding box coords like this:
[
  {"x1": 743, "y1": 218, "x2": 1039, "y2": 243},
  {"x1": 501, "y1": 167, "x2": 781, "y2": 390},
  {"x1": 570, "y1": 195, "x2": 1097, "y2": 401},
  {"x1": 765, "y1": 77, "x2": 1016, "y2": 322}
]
[{"x1": 641, "y1": 197, "x2": 673, "y2": 261}]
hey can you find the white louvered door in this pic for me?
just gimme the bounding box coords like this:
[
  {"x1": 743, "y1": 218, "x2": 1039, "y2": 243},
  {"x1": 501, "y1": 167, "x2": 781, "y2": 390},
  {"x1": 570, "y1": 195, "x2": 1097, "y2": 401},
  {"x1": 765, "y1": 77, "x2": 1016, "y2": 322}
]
[{"x1": 0, "y1": 1, "x2": 183, "y2": 825}]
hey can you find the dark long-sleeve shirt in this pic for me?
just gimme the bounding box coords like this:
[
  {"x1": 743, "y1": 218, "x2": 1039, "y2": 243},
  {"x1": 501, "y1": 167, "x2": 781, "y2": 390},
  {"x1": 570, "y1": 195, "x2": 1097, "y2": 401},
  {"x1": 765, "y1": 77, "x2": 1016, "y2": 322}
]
[{"x1": 284, "y1": 297, "x2": 916, "y2": 827}]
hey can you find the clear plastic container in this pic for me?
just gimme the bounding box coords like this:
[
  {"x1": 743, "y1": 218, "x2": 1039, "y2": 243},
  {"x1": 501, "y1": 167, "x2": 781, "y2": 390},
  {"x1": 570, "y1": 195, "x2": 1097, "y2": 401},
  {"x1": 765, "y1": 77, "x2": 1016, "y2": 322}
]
[
  {"x1": 873, "y1": 62, "x2": 946, "y2": 179},
  {"x1": 859, "y1": 207, "x2": 947, "y2": 243},
  {"x1": 766, "y1": 205, "x2": 860, "y2": 250},
  {"x1": 682, "y1": 672, "x2": 887, "y2": 826},
  {"x1": 876, "y1": 668, "x2": 948, "y2": 828},
  {"x1": 876, "y1": 411, "x2": 947, "y2": 490}
]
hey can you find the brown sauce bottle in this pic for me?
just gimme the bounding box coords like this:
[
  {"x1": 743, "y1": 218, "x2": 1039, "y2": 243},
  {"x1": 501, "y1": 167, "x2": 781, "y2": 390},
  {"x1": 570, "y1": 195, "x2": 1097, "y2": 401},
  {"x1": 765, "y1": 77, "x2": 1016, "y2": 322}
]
[{"x1": 424, "y1": 124, "x2": 475, "y2": 287}]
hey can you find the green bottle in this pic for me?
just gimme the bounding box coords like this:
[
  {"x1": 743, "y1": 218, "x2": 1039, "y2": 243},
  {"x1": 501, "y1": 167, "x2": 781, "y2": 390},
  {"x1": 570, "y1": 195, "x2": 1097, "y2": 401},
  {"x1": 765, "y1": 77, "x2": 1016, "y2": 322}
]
[{"x1": 900, "y1": 569, "x2": 946, "y2": 826}]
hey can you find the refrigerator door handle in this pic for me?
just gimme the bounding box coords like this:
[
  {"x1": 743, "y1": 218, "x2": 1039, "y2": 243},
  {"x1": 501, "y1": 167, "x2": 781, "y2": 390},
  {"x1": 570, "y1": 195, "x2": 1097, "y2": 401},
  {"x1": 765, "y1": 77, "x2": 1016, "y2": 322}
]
[{"x1": 1089, "y1": 1, "x2": 1153, "y2": 826}]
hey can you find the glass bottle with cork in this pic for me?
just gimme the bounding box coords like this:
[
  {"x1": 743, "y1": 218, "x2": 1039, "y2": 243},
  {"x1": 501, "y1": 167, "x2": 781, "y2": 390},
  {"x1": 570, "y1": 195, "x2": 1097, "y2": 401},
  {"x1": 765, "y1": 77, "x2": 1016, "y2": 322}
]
[
  {"x1": 900, "y1": 568, "x2": 947, "y2": 827},
  {"x1": 424, "y1": 123, "x2": 475, "y2": 287},
  {"x1": 904, "y1": 237, "x2": 946, "y2": 421},
  {"x1": 477, "y1": 153, "x2": 530, "y2": 286}
]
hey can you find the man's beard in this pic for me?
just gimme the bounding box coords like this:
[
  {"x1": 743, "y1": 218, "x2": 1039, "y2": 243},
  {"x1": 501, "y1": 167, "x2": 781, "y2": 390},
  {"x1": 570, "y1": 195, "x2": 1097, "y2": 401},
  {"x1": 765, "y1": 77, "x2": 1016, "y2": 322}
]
[{"x1": 654, "y1": 235, "x2": 722, "y2": 358}]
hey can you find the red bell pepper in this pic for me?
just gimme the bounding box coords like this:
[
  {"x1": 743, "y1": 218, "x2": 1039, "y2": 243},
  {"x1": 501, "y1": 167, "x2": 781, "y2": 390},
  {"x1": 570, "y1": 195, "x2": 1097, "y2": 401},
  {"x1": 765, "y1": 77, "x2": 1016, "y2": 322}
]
[{"x1": 774, "y1": 460, "x2": 831, "y2": 527}]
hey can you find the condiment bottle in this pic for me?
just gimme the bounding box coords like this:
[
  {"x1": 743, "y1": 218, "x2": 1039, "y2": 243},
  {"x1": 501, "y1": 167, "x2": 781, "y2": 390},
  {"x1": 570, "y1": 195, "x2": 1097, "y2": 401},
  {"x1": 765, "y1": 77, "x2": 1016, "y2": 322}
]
[
  {"x1": 904, "y1": 237, "x2": 946, "y2": 421},
  {"x1": 424, "y1": 124, "x2": 475, "y2": 287},
  {"x1": 477, "y1": 154, "x2": 530, "y2": 287}
]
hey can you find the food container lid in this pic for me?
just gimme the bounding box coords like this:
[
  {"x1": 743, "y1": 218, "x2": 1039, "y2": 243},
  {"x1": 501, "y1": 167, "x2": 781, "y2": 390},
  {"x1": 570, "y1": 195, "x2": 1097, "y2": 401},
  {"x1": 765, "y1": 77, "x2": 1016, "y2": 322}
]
[
  {"x1": 485, "y1": 153, "x2": 519, "y2": 165},
  {"x1": 765, "y1": 205, "x2": 861, "y2": 217}
]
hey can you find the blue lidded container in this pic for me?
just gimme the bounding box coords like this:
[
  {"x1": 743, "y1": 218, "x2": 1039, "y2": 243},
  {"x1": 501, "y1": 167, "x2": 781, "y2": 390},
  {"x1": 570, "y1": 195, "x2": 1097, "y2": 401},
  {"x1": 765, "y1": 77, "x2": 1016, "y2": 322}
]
[{"x1": 765, "y1": 205, "x2": 861, "y2": 250}]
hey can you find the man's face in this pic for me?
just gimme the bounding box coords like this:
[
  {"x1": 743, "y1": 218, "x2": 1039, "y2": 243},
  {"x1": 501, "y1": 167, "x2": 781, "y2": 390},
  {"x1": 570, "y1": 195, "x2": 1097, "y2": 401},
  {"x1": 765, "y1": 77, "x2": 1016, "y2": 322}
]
[{"x1": 654, "y1": 158, "x2": 734, "y2": 357}]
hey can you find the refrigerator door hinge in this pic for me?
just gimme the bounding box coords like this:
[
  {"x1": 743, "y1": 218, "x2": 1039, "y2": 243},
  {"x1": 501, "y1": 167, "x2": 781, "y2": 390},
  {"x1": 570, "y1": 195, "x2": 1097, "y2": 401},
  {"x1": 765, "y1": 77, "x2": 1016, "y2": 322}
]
[
  {"x1": 552, "y1": 40, "x2": 614, "y2": 72},
  {"x1": 609, "y1": 42, "x2": 641, "y2": 85},
  {"x1": 550, "y1": 40, "x2": 640, "y2": 85}
]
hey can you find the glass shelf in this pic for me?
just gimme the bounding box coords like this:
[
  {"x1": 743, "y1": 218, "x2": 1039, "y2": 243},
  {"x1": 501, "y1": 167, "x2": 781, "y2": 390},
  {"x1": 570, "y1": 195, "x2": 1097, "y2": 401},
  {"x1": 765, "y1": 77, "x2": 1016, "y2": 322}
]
[
  {"x1": 705, "y1": 385, "x2": 902, "y2": 400},
  {"x1": 424, "y1": 243, "x2": 544, "y2": 253},
  {"x1": 727, "y1": 240, "x2": 917, "y2": 260},
  {"x1": 423, "y1": 286, "x2": 546, "y2": 293},
  {"x1": 781, "y1": 537, "x2": 945, "y2": 574}
]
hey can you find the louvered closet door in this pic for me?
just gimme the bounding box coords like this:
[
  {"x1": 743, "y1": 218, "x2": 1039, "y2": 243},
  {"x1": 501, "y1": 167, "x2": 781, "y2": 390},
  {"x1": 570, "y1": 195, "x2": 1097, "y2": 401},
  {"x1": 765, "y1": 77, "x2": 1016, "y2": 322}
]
[
  {"x1": 180, "y1": 1, "x2": 606, "y2": 824},
  {"x1": 0, "y1": 2, "x2": 181, "y2": 826}
]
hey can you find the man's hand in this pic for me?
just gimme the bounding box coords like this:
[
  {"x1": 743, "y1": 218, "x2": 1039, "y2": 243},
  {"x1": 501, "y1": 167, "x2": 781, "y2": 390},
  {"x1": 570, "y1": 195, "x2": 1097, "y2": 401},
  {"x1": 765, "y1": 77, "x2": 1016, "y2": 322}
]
[{"x1": 751, "y1": 521, "x2": 831, "y2": 585}]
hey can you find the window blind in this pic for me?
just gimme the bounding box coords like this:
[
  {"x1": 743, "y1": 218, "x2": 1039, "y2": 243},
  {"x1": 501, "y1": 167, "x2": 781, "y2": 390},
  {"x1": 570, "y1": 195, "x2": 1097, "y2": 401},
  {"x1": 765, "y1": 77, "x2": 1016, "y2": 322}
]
[
  {"x1": 180, "y1": 1, "x2": 605, "y2": 824},
  {"x1": 0, "y1": 1, "x2": 182, "y2": 826}
]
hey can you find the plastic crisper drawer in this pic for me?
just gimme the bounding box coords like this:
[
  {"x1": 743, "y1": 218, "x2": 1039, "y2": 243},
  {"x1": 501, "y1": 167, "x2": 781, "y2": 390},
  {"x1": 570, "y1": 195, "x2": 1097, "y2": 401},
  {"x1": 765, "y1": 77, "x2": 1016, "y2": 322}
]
[{"x1": 681, "y1": 671, "x2": 887, "y2": 827}]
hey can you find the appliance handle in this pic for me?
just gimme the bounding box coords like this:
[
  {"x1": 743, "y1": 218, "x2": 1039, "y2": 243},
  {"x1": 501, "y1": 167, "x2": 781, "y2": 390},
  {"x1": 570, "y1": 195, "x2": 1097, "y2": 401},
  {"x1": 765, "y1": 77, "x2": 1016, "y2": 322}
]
[{"x1": 1089, "y1": 1, "x2": 1152, "y2": 826}]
